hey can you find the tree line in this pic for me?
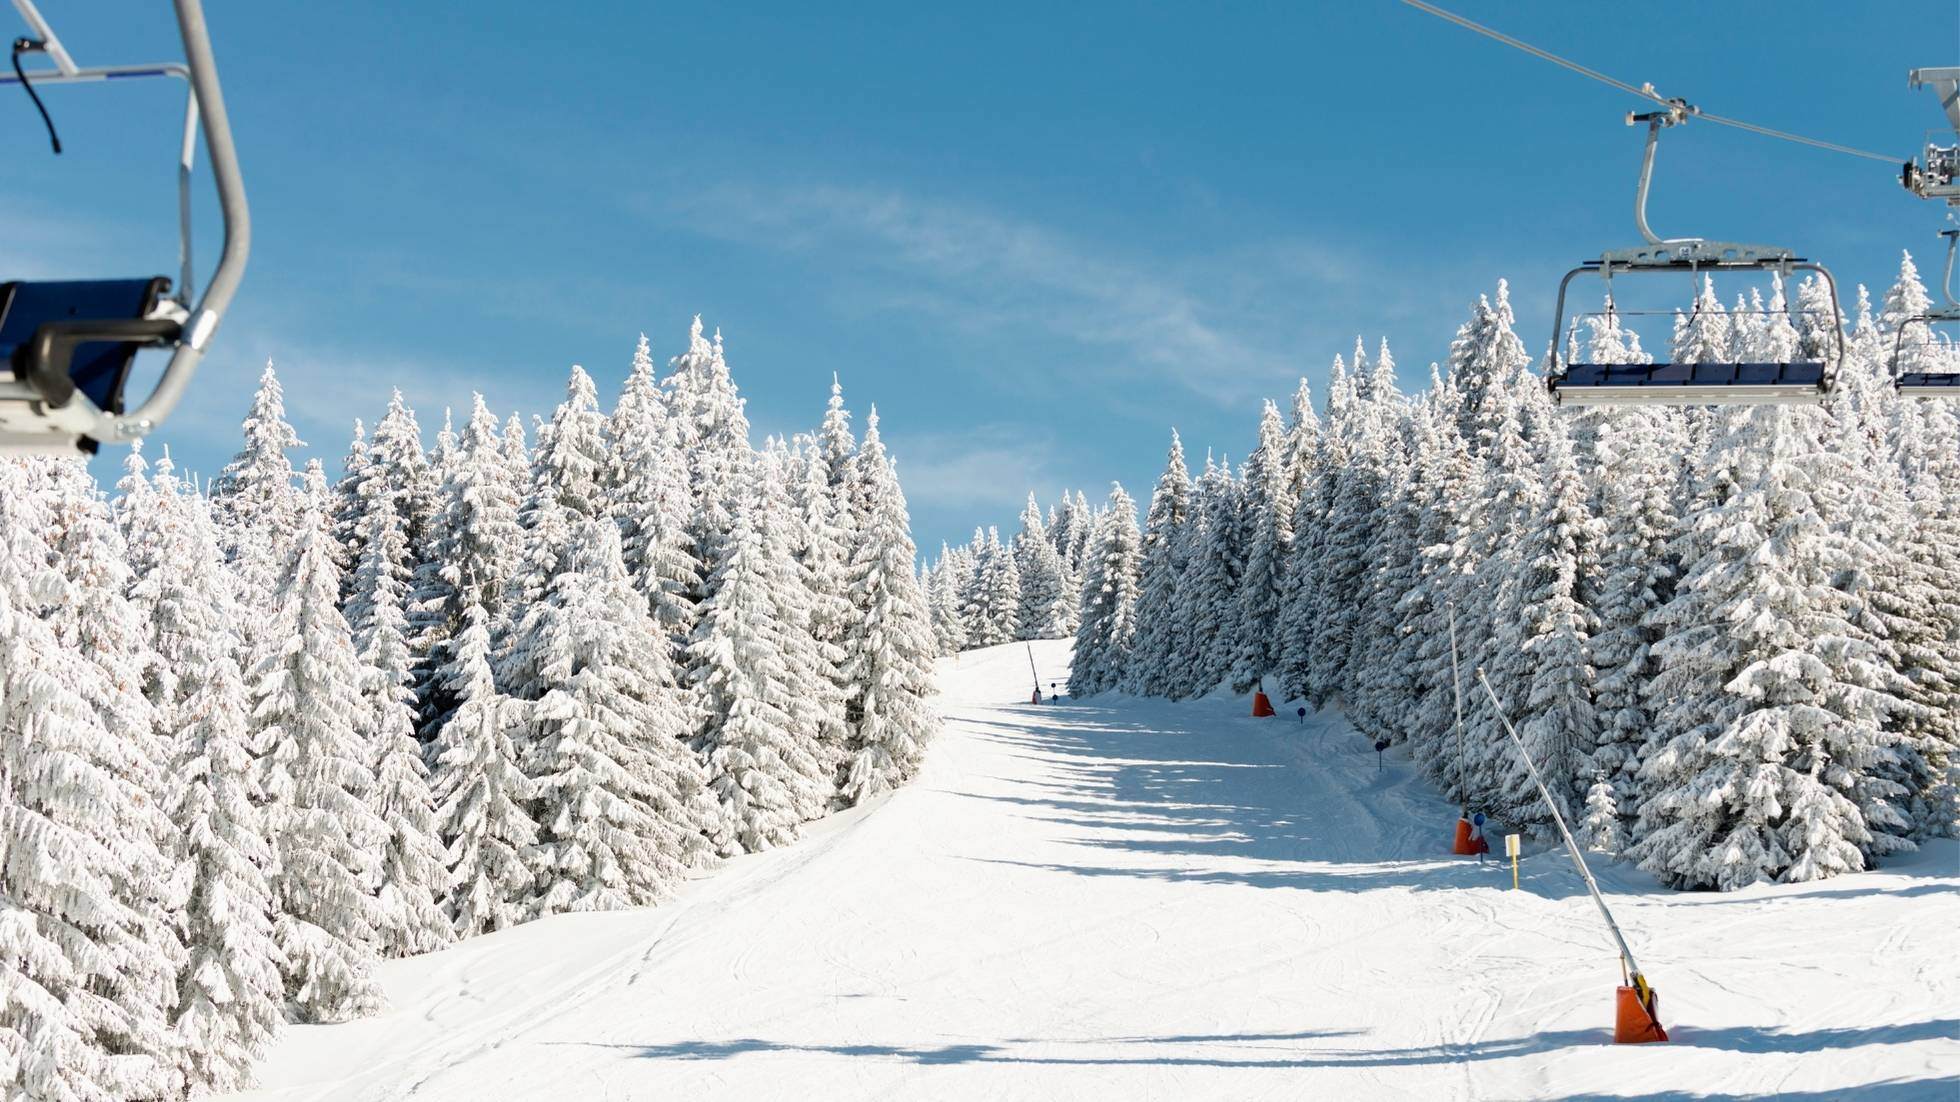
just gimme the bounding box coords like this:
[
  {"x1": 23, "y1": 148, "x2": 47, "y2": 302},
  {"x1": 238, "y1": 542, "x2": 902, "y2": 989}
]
[
  {"x1": 952, "y1": 256, "x2": 1959, "y2": 895},
  {"x1": 0, "y1": 318, "x2": 939, "y2": 1099}
]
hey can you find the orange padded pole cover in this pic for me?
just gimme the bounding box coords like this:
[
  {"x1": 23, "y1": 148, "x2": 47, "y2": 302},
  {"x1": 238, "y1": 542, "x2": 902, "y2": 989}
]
[{"x1": 1614, "y1": 986, "x2": 1669, "y2": 1044}]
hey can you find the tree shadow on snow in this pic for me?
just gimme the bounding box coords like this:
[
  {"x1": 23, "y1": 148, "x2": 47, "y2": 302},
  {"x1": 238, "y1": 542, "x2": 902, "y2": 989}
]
[
  {"x1": 546, "y1": 1017, "x2": 1955, "y2": 1081},
  {"x1": 950, "y1": 709, "x2": 1594, "y2": 899}
]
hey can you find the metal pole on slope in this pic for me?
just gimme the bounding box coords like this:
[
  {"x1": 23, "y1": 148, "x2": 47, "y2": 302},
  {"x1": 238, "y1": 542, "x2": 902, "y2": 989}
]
[
  {"x1": 1026, "y1": 643, "x2": 1041, "y2": 704},
  {"x1": 1448, "y1": 601, "x2": 1466, "y2": 813},
  {"x1": 1475, "y1": 668, "x2": 1667, "y2": 1043}
]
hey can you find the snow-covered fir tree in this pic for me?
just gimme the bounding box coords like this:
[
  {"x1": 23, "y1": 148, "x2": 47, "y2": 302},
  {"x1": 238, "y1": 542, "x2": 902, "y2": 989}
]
[
  {"x1": 120, "y1": 451, "x2": 285, "y2": 1093},
  {"x1": 0, "y1": 460, "x2": 181, "y2": 1100},
  {"x1": 686, "y1": 471, "x2": 833, "y2": 852},
  {"x1": 253, "y1": 510, "x2": 389, "y2": 1022},
  {"x1": 1014, "y1": 494, "x2": 1073, "y2": 640},
  {"x1": 1124, "y1": 431, "x2": 1192, "y2": 696},
  {"x1": 839, "y1": 410, "x2": 941, "y2": 803},
  {"x1": 431, "y1": 597, "x2": 537, "y2": 937},
  {"x1": 1070, "y1": 484, "x2": 1143, "y2": 696},
  {"x1": 1230, "y1": 400, "x2": 1296, "y2": 694},
  {"x1": 516, "y1": 520, "x2": 719, "y2": 913},
  {"x1": 355, "y1": 490, "x2": 453, "y2": 958}
]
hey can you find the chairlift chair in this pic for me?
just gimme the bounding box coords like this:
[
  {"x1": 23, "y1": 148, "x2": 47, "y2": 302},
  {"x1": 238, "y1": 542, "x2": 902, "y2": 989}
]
[
  {"x1": 1547, "y1": 106, "x2": 1844, "y2": 407},
  {"x1": 0, "y1": 0, "x2": 248, "y2": 454}
]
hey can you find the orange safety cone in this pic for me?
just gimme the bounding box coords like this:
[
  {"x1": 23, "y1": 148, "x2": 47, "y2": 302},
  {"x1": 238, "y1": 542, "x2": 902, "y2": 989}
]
[
  {"x1": 1613, "y1": 985, "x2": 1669, "y2": 1044},
  {"x1": 1452, "y1": 817, "x2": 1476, "y2": 855},
  {"x1": 1251, "y1": 691, "x2": 1276, "y2": 717}
]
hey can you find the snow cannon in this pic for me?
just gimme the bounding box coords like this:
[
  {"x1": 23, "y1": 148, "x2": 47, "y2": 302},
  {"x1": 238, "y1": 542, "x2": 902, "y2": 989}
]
[
  {"x1": 1250, "y1": 691, "x2": 1276, "y2": 717},
  {"x1": 1452, "y1": 817, "x2": 1476, "y2": 855},
  {"x1": 1614, "y1": 976, "x2": 1669, "y2": 1044},
  {"x1": 1031, "y1": 688, "x2": 1042, "y2": 705}
]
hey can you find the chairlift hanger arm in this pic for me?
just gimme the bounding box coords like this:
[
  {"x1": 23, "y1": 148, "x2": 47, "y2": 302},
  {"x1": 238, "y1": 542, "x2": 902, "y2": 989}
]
[{"x1": 1909, "y1": 68, "x2": 1960, "y2": 134}]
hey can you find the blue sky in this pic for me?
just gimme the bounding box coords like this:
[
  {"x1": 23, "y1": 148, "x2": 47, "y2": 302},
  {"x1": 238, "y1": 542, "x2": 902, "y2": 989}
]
[{"x1": 7, "y1": 0, "x2": 1953, "y2": 552}]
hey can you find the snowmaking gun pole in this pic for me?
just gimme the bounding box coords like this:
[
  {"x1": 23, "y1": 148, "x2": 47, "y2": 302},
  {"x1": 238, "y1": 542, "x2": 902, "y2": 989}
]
[
  {"x1": 1475, "y1": 668, "x2": 1669, "y2": 1044},
  {"x1": 1026, "y1": 643, "x2": 1041, "y2": 704},
  {"x1": 1448, "y1": 601, "x2": 1478, "y2": 856},
  {"x1": 1449, "y1": 600, "x2": 1466, "y2": 810}
]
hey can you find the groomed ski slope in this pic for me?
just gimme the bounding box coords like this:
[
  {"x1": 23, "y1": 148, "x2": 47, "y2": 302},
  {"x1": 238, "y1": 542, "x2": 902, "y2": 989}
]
[{"x1": 233, "y1": 640, "x2": 1959, "y2": 1101}]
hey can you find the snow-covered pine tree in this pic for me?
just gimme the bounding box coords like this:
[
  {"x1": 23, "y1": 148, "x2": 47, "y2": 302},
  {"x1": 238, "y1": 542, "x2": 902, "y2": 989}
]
[
  {"x1": 840, "y1": 410, "x2": 941, "y2": 803},
  {"x1": 254, "y1": 511, "x2": 389, "y2": 1022},
  {"x1": 664, "y1": 318, "x2": 754, "y2": 575},
  {"x1": 1670, "y1": 275, "x2": 1734, "y2": 367},
  {"x1": 1488, "y1": 409, "x2": 1601, "y2": 829},
  {"x1": 414, "y1": 395, "x2": 524, "y2": 738},
  {"x1": 761, "y1": 438, "x2": 851, "y2": 794},
  {"x1": 519, "y1": 519, "x2": 719, "y2": 914},
  {"x1": 1159, "y1": 466, "x2": 1216, "y2": 702},
  {"x1": 506, "y1": 365, "x2": 609, "y2": 637},
  {"x1": 1394, "y1": 371, "x2": 1484, "y2": 800},
  {"x1": 1813, "y1": 395, "x2": 1944, "y2": 858},
  {"x1": 1582, "y1": 773, "x2": 1624, "y2": 854},
  {"x1": 1307, "y1": 350, "x2": 1396, "y2": 709},
  {"x1": 607, "y1": 335, "x2": 700, "y2": 643},
  {"x1": 121, "y1": 455, "x2": 285, "y2": 1093},
  {"x1": 1448, "y1": 283, "x2": 1534, "y2": 456},
  {"x1": 687, "y1": 469, "x2": 832, "y2": 852},
  {"x1": 1013, "y1": 495, "x2": 1072, "y2": 640},
  {"x1": 0, "y1": 459, "x2": 181, "y2": 1100},
  {"x1": 38, "y1": 458, "x2": 185, "y2": 1083},
  {"x1": 355, "y1": 490, "x2": 453, "y2": 957},
  {"x1": 210, "y1": 362, "x2": 305, "y2": 663},
  {"x1": 791, "y1": 437, "x2": 856, "y2": 782},
  {"x1": 430, "y1": 595, "x2": 537, "y2": 936},
  {"x1": 331, "y1": 419, "x2": 369, "y2": 586},
  {"x1": 1889, "y1": 411, "x2": 1960, "y2": 836},
  {"x1": 1273, "y1": 382, "x2": 1327, "y2": 702},
  {"x1": 926, "y1": 544, "x2": 971, "y2": 655},
  {"x1": 1063, "y1": 489, "x2": 1095, "y2": 578},
  {"x1": 973, "y1": 526, "x2": 1022, "y2": 647},
  {"x1": 1631, "y1": 406, "x2": 1908, "y2": 889},
  {"x1": 1230, "y1": 401, "x2": 1295, "y2": 694},
  {"x1": 1586, "y1": 404, "x2": 1683, "y2": 826},
  {"x1": 1124, "y1": 431, "x2": 1192, "y2": 696},
  {"x1": 1349, "y1": 388, "x2": 1423, "y2": 742},
  {"x1": 1070, "y1": 484, "x2": 1143, "y2": 696},
  {"x1": 1178, "y1": 456, "x2": 1242, "y2": 695},
  {"x1": 819, "y1": 373, "x2": 859, "y2": 500}
]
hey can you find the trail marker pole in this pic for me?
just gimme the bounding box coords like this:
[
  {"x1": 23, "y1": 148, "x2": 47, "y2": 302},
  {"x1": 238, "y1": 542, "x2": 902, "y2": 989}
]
[
  {"x1": 1297, "y1": 706, "x2": 1307, "y2": 726},
  {"x1": 1476, "y1": 667, "x2": 1667, "y2": 1044},
  {"x1": 1506, "y1": 833, "x2": 1521, "y2": 890}
]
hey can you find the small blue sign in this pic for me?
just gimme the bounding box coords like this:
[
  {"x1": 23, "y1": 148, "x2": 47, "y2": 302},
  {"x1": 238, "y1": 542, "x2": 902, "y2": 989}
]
[{"x1": 1472, "y1": 812, "x2": 1486, "y2": 828}]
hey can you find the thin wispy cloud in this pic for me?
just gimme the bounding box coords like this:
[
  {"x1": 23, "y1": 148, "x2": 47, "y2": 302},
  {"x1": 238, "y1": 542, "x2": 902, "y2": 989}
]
[
  {"x1": 885, "y1": 421, "x2": 1069, "y2": 519},
  {"x1": 662, "y1": 183, "x2": 1425, "y2": 408}
]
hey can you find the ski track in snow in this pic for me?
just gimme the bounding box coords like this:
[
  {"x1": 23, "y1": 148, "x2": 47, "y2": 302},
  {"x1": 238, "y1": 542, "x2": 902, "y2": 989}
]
[{"x1": 229, "y1": 641, "x2": 1960, "y2": 1101}]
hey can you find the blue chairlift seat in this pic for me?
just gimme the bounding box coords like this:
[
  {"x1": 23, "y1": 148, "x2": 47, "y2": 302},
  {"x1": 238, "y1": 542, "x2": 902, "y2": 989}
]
[
  {"x1": 0, "y1": 278, "x2": 178, "y2": 444},
  {"x1": 1551, "y1": 361, "x2": 1829, "y2": 406},
  {"x1": 1897, "y1": 370, "x2": 1960, "y2": 397}
]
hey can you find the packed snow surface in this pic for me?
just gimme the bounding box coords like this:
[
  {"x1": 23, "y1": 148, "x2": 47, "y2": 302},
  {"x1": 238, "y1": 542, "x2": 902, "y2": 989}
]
[{"x1": 232, "y1": 641, "x2": 1959, "y2": 1100}]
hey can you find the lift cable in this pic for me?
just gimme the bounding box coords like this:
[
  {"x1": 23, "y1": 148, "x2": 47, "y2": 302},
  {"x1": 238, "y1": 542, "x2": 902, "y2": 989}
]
[{"x1": 1397, "y1": 0, "x2": 1901, "y2": 164}]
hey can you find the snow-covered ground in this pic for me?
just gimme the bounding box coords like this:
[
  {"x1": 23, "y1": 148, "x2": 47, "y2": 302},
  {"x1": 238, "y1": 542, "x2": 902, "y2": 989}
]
[{"x1": 232, "y1": 640, "x2": 1959, "y2": 1101}]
